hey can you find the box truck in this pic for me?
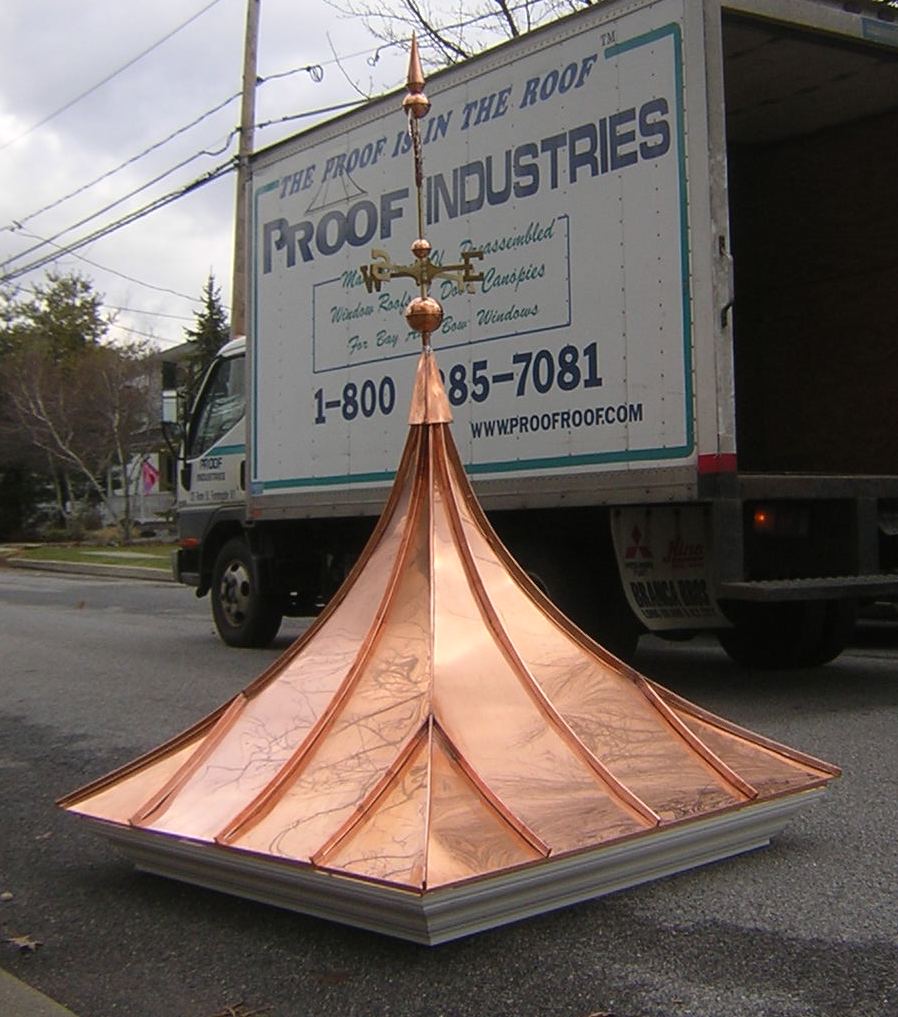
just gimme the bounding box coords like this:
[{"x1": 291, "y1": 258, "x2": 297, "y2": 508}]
[{"x1": 173, "y1": 0, "x2": 898, "y2": 666}]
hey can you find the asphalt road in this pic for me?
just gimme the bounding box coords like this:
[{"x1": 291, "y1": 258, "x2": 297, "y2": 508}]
[{"x1": 0, "y1": 569, "x2": 896, "y2": 1017}]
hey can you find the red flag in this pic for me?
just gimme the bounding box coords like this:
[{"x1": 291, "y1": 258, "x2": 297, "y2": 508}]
[{"x1": 141, "y1": 459, "x2": 160, "y2": 494}]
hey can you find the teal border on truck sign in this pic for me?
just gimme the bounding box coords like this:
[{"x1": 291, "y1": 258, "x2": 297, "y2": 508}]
[
  {"x1": 251, "y1": 178, "x2": 281, "y2": 476},
  {"x1": 252, "y1": 20, "x2": 694, "y2": 491}
]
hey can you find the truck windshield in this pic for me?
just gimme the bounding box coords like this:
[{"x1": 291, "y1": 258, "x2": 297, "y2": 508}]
[{"x1": 187, "y1": 354, "x2": 245, "y2": 459}]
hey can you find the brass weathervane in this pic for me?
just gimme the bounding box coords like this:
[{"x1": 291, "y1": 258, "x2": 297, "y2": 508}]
[{"x1": 360, "y1": 36, "x2": 484, "y2": 349}]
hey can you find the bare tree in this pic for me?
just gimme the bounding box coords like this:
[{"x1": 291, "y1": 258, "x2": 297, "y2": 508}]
[
  {"x1": 0, "y1": 273, "x2": 159, "y2": 541},
  {"x1": 325, "y1": 0, "x2": 598, "y2": 67},
  {"x1": 0, "y1": 272, "x2": 114, "y2": 528},
  {"x1": 327, "y1": 0, "x2": 897, "y2": 68},
  {"x1": 2, "y1": 339, "x2": 155, "y2": 542}
]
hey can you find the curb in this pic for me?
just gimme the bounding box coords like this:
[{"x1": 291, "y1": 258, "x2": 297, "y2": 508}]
[
  {"x1": 4, "y1": 558, "x2": 173, "y2": 583},
  {"x1": 0, "y1": 969, "x2": 79, "y2": 1017}
]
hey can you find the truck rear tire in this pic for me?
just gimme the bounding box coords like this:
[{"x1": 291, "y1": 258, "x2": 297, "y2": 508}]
[
  {"x1": 211, "y1": 538, "x2": 283, "y2": 648},
  {"x1": 717, "y1": 599, "x2": 856, "y2": 669}
]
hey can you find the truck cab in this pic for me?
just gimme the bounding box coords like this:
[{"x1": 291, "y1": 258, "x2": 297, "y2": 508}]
[{"x1": 173, "y1": 338, "x2": 261, "y2": 642}]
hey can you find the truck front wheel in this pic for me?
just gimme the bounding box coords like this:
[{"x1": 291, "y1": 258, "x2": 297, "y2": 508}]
[
  {"x1": 717, "y1": 599, "x2": 856, "y2": 669},
  {"x1": 211, "y1": 538, "x2": 283, "y2": 648}
]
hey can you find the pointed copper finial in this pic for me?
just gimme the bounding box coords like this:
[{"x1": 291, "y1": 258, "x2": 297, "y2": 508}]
[
  {"x1": 406, "y1": 33, "x2": 425, "y2": 94},
  {"x1": 402, "y1": 35, "x2": 431, "y2": 123}
]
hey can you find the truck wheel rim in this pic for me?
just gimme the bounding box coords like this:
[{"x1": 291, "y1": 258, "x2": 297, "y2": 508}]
[{"x1": 219, "y1": 560, "x2": 251, "y2": 628}]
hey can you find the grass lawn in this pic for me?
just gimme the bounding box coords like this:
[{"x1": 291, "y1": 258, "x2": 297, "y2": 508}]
[{"x1": 14, "y1": 543, "x2": 176, "y2": 570}]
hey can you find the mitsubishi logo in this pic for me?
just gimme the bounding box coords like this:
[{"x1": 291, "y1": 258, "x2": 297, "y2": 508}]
[{"x1": 625, "y1": 525, "x2": 653, "y2": 561}]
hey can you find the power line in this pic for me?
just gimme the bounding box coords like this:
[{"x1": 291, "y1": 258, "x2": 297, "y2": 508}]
[
  {"x1": 0, "y1": 158, "x2": 236, "y2": 284},
  {"x1": 0, "y1": 33, "x2": 417, "y2": 294},
  {"x1": 108, "y1": 306, "x2": 195, "y2": 322},
  {"x1": 256, "y1": 96, "x2": 368, "y2": 131},
  {"x1": 0, "y1": 0, "x2": 227, "y2": 153},
  {"x1": 0, "y1": 24, "x2": 418, "y2": 304},
  {"x1": 2, "y1": 85, "x2": 380, "y2": 284},
  {"x1": 4, "y1": 91, "x2": 241, "y2": 234},
  {"x1": 108, "y1": 321, "x2": 185, "y2": 347},
  {"x1": 17, "y1": 282, "x2": 197, "y2": 322},
  {"x1": 3, "y1": 134, "x2": 238, "y2": 269},
  {"x1": 62, "y1": 250, "x2": 201, "y2": 304},
  {"x1": 3, "y1": 39, "x2": 405, "y2": 241}
]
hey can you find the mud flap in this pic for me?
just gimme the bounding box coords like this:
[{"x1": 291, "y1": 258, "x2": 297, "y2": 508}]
[{"x1": 611, "y1": 506, "x2": 728, "y2": 632}]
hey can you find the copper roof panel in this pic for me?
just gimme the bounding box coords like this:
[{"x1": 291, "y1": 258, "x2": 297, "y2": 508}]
[{"x1": 60, "y1": 39, "x2": 838, "y2": 940}]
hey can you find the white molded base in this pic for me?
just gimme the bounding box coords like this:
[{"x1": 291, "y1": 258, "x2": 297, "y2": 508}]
[{"x1": 90, "y1": 789, "x2": 824, "y2": 945}]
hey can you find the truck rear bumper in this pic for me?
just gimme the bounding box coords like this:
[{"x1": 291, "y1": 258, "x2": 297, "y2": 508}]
[
  {"x1": 718, "y1": 574, "x2": 898, "y2": 602},
  {"x1": 711, "y1": 476, "x2": 898, "y2": 603}
]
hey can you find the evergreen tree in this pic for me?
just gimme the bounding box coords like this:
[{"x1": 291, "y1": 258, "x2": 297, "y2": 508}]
[{"x1": 184, "y1": 272, "x2": 230, "y2": 402}]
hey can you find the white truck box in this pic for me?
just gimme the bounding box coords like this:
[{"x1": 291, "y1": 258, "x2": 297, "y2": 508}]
[{"x1": 175, "y1": 0, "x2": 898, "y2": 665}]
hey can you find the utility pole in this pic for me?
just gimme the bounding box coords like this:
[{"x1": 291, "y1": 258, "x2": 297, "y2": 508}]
[{"x1": 230, "y1": 0, "x2": 260, "y2": 338}]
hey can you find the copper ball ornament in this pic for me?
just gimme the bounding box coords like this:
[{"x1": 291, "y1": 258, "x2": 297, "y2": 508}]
[
  {"x1": 411, "y1": 238, "x2": 432, "y2": 261},
  {"x1": 405, "y1": 296, "x2": 443, "y2": 334},
  {"x1": 402, "y1": 91, "x2": 431, "y2": 119}
]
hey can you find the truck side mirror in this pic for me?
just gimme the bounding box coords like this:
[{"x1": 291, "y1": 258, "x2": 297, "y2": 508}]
[{"x1": 162, "y1": 388, "x2": 180, "y2": 424}]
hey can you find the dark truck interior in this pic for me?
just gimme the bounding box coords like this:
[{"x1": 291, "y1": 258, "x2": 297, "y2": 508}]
[{"x1": 723, "y1": 9, "x2": 898, "y2": 476}]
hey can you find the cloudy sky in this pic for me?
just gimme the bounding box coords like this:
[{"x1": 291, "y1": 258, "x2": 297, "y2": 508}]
[{"x1": 0, "y1": 0, "x2": 413, "y2": 350}]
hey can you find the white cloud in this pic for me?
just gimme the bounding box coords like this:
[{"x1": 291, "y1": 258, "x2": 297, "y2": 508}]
[{"x1": 0, "y1": 0, "x2": 408, "y2": 349}]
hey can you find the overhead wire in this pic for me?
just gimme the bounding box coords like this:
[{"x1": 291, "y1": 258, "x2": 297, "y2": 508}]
[
  {"x1": 4, "y1": 91, "x2": 242, "y2": 234},
  {"x1": 6, "y1": 240, "x2": 201, "y2": 304},
  {"x1": 3, "y1": 47, "x2": 391, "y2": 236},
  {"x1": 0, "y1": 0, "x2": 227, "y2": 154},
  {"x1": 1, "y1": 68, "x2": 373, "y2": 268},
  {"x1": 106, "y1": 305, "x2": 195, "y2": 322},
  {"x1": 15, "y1": 283, "x2": 196, "y2": 322},
  {"x1": 4, "y1": 132, "x2": 239, "y2": 268},
  {"x1": 0, "y1": 80, "x2": 390, "y2": 287},
  {"x1": 0, "y1": 12, "x2": 482, "y2": 294},
  {"x1": 0, "y1": 158, "x2": 236, "y2": 284},
  {"x1": 255, "y1": 96, "x2": 366, "y2": 131},
  {"x1": 12, "y1": 284, "x2": 193, "y2": 349},
  {"x1": 108, "y1": 321, "x2": 186, "y2": 347},
  {"x1": 60, "y1": 250, "x2": 201, "y2": 304}
]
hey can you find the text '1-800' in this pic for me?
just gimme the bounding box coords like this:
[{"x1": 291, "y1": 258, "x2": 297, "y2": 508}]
[{"x1": 313, "y1": 342, "x2": 602, "y2": 424}]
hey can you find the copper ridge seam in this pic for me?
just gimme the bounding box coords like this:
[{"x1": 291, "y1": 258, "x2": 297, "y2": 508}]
[
  {"x1": 420, "y1": 715, "x2": 435, "y2": 889},
  {"x1": 409, "y1": 350, "x2": 452, "y2": 425},
  {"x1": 436, "y1": 432, "x2": 757, "y2": 806},
  {"x1": 633, "y1": 676, "x2": 759, "y2": 800},
  {"x1": 646, "y1": 680, "x2": 841, "y2": 777},
  {"x1": 216, "y1": 435, "x2": 430, "y2": 845},
  {"x1": 129, "y1": 693, "x2": 249, "y2": 827},
  {"x1": 441, "y1": 434, "x2": 627, "y2": 670},
  {"x1": 432, "y1": 719, "x2": 551, "y2": 858},
  {"x1": 309, "y1": 717, "x2": 430, "y2": 867},
  {"x1": 238, "y1": 428, "x2": 421, "y2": 702},
  {"x1": 56, "y1": 708, "x2": 225, "y2": 810},
  {"x1": 433, "y1": 427, "x2": 662, "y2": 829}
]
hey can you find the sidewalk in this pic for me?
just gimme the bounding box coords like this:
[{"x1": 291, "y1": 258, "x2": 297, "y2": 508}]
[
  {"x1": 4, "y1": 557, "x2": 173, "y2": 582},
  {"x1": 0, "y1": 969, "x2": 79, "y2": 1017},
  {"x1": 0, "y1": 546, "x2": 173, "y2": 583}
]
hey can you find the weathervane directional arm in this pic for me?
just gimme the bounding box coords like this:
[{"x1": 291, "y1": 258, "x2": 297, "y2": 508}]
[
  {"x1": 361, "y1": 249, "x2": 484, "y2": 295},
  {"x1": 359, "y1": 34, "x2": 487, "y2": 339}
]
